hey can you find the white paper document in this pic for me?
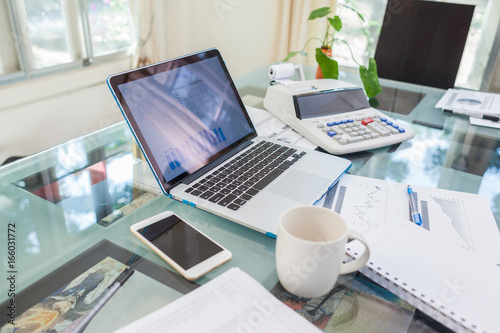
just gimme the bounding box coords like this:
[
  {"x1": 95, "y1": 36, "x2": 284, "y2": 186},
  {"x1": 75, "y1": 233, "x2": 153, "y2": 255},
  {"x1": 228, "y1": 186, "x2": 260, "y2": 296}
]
[
  {"x1": 323, "y1": 174, "x2": 500, "y2": 264},
  {"x1": 469, "y1": 116, "x2": 500, "y2": 129},
  {"x1": 245, "y1": 105, "x2": 317, "y2": 150},
  {"x1": 435, "y1": 88, "x2": 500, "y2": 115},
  {"x1": 114, "y1": 267, "x2": 320, "y2": 333}
]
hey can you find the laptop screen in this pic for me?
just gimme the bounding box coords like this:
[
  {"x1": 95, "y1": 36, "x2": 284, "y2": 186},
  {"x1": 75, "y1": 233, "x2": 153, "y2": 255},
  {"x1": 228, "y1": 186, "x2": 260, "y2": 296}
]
[{"x1": 108, "y1": 49, "x2": 256, "y2": 192}]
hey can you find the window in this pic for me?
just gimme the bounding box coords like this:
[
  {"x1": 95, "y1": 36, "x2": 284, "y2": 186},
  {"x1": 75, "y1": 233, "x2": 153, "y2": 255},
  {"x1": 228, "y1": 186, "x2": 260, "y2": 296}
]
[
  {"x1": 0, "y1": 0, "x2": 136, "y2": 85},
  {"x1": 332, "y1": 0, "x2": 500, "y2": 90}
]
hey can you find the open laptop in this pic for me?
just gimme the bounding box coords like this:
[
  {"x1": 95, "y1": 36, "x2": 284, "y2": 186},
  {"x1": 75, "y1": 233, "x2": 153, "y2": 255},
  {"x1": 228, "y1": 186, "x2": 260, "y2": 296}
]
[{"x1": 107, "y1": 48, "x2": 351, "y2": 237}]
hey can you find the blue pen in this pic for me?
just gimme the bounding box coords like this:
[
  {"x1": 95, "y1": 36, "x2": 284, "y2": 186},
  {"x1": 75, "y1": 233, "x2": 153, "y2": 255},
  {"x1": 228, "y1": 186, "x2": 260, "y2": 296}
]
[{"x1": 407, "y1": 185, "x2": 422, "y2": 226}]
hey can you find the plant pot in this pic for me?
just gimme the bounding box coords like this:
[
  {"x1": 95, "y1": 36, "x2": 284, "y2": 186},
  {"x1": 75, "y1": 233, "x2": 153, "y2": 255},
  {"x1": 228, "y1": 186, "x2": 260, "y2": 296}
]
[{"x1": 316, "y1": 46, "x2": 332, "y2": 79}]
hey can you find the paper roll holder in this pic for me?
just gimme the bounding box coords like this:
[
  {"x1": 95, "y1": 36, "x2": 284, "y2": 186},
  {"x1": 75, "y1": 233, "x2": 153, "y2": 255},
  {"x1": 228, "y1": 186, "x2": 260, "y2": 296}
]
[{"x1": 269, "y1": 63, "x2": 305, "y2": 85}]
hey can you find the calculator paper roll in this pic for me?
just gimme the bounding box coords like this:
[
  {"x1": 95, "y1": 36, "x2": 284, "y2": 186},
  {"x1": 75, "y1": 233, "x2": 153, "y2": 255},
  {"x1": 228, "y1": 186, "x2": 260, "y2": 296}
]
[{"x1": 268, "y1": 63, "x2": 295, "y2": 80}]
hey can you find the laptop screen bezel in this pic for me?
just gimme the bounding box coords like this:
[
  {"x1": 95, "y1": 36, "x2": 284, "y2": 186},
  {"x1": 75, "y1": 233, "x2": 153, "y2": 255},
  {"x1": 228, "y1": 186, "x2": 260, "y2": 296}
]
[{"x1": 107, "y1": 48, "x2": 258, "y2": 193}]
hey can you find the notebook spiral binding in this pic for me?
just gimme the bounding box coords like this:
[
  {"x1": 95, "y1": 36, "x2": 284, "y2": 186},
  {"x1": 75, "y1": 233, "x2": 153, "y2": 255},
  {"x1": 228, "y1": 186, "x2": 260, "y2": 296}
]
[{"x1": 345, "y1": 248, "x2": 477, "y2": 333}]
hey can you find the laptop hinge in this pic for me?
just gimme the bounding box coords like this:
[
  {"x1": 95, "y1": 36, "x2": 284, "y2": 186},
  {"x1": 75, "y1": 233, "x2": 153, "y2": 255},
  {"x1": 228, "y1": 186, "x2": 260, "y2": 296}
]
[{"x1": 181, "y1": 140, "x2": 254, "y2": 185}]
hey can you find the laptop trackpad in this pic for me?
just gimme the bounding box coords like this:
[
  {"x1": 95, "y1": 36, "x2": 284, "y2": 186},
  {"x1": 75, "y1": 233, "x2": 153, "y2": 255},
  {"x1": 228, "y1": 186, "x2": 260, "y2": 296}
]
[{"x1": 269, "y1": 170, "x2": 330, "y2": 203}]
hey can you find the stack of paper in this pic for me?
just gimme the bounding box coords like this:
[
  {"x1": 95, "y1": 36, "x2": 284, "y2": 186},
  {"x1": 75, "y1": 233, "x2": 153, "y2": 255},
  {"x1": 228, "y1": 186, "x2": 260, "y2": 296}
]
[
  {"x1": 114, "y1": 268, "x2": 320, "y2": 333},
  {"x1": 435, "y1": 89, "x2": 500, "y2": 128}
]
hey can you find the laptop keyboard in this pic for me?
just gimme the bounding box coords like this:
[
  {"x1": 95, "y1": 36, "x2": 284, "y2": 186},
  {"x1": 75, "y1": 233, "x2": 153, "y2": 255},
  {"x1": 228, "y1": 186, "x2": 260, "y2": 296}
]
[{"x1": 185, "y1": 141, "x2": 307, "y2": 211}]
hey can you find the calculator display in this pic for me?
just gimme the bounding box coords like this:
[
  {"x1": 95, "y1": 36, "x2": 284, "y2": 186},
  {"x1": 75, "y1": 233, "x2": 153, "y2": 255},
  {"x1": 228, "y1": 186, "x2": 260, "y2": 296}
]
[{"x1": 293, "y1": 88, "x2": 370, "y2": 119}]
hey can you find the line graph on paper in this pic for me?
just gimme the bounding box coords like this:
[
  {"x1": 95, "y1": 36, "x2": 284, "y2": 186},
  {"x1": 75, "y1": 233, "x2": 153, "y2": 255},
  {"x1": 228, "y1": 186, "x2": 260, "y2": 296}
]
[
  {"x1": 425, "y1": 195, "x2": 474, "y2": 251},
  {"x1": 333, "y1": 182, "x2": 389, "y2": 233}
]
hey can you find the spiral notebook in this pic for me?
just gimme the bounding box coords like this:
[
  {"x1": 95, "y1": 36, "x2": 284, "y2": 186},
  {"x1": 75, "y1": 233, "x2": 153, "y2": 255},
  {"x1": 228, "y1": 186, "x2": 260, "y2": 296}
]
[{"x1": 347, "y1": 222, "x2": 500, "y2": 333}]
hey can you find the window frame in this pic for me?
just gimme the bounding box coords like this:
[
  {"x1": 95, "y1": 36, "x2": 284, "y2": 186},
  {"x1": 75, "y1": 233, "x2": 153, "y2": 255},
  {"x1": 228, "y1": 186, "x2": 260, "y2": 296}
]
[{"x1": 0, "y1": 0, "x2": 135, "y2": 87}]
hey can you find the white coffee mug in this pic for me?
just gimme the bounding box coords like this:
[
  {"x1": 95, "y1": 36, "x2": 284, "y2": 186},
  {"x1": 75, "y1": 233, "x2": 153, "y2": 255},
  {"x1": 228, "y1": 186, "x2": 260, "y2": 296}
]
[{"x1": 276, "y1": 206, "x2": 370, "y2": 298}]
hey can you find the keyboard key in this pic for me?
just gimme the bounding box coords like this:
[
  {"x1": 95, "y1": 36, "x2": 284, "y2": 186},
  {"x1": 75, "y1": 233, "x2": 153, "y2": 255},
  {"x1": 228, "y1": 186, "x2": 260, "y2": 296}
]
[
  {"x1": 186, "y1": 187, "x2": 194, "y2": 193},
  {"x1": 209, "y1": 193, "x2": 225, "y2": 203},
  {"x1": 200, "y1": 191, "x2": 215, "y2": 199},
  {"x1": 254, "y1": 169, "x2": 285, "y2": 190},
  {"x1": 388, "y1": 126, "x2": 400, "y2": 134},
  {"x1": 366, "y1": 122, "x2": 391, "y2": 137},
  {"x1": 234, "y1": 198, "x2": 246, "y2": 205},
  {"x1": 347, "y1": 136, "x2": 364, "y2": 143},
  {"x1": 246, "y1": 188, "x2": 259, "y2": 196},
  {"x1": 232, "y1": 189, "x2": 243, "y2": 196},
  {"x1": 191, "y1": 190, "x2": 203, "y2": 196},
  {"x1": 198, "y1": 185, "x2": 209, "y2": 191},
  {"x1": 278, "y1": 163, "x2": 291, "y2": 170},
  {"x1": 218, "y1": 194, "x2": 237, "y2": 207},
  {"x1": 361, "y1": 118, "x2": 373, "y2": 126},
  {"x1": 220, "y1": 188, "x2": 231, "y2": 195},
  {"x1": 240, "y1": 193, "x2": 252, "y2": 201},
  {"x1": 227, "y1": 203, "x2": 240, "y2": 211}
]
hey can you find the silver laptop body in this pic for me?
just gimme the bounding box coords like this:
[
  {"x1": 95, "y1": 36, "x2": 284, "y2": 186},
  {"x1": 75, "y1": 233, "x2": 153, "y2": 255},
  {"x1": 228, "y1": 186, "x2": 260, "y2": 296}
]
[{"x1": 108, "y1": 48, "x2": 351, "y2": 236}]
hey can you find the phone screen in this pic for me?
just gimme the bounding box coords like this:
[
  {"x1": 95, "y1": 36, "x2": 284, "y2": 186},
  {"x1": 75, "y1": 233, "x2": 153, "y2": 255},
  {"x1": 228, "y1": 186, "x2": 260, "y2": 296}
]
[{"x1": 138, "y1": 214, "x2": 224, "y2": 270}]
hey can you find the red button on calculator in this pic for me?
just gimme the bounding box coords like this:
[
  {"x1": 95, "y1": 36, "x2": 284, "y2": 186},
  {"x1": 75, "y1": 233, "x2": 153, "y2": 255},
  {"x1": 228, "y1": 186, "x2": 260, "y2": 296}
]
[{"x1": 361, "y1": 118, "x2": 373, "y2": 126}]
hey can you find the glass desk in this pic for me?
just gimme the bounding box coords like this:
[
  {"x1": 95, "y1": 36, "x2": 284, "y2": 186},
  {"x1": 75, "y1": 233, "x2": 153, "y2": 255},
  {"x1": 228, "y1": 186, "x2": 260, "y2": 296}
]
[{"x1": 1, "y1": 66, "x2": 499, "y2": 332}]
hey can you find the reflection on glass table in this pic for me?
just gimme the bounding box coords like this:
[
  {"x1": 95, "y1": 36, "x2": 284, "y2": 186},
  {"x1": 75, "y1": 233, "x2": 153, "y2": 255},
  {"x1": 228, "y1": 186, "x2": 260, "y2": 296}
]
[
  {"x1": 13, "y1": 151, "x2": 156, "y2": 230},
  {"x1": 0, "y1": 66, "x2": 499, "y2": 333}
]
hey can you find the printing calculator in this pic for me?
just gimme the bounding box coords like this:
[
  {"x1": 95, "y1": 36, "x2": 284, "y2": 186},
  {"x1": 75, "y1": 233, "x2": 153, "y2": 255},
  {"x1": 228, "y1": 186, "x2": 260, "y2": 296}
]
[{"x1": 263, "y1": 79, "x2": 415, "y2": 155}]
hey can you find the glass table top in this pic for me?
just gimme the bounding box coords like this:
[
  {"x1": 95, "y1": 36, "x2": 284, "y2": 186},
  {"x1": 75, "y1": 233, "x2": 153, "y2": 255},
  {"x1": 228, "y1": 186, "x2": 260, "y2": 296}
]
[{"x1": 1, "y1": 65, "x2": 499, "y2": 332}]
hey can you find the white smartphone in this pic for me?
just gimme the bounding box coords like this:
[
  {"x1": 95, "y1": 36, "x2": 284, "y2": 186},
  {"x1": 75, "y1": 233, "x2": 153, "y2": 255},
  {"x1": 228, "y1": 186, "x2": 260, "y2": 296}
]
[{"x1": 130, "y1": 211, "x2": 232, "y2": 280}]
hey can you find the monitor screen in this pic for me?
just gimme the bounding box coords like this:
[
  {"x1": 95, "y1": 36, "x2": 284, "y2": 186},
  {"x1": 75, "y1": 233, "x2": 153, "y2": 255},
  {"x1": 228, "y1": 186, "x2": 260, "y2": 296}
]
[{"x1": 109, "y1": 49, "x2": 256, "y2": 191}]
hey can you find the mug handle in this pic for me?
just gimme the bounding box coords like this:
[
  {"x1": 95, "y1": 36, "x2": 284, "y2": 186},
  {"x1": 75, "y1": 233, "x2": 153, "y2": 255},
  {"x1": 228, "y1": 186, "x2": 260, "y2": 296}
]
[{"x1": 339, "y1": 229, "x2": 370, "y2": 274}]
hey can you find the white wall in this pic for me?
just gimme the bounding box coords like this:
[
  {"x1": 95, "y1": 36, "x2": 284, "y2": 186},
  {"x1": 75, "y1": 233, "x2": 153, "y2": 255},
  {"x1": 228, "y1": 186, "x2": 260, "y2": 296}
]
[
  {"x1": 0, "y1": 60, "x2": 130, "y2": 165},
  {"x1": 151, "y1": 0, "x2": 293, "y2": 77},
  {"x1": 0, "y1": 0, "x2": 288, "y2": 165}
]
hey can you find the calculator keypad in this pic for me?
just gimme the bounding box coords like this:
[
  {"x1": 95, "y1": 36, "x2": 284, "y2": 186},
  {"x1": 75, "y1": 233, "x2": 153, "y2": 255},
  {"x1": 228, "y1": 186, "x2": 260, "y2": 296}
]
[{"x1": 312, "y1": 113, "x2": 406, "y2": 145}]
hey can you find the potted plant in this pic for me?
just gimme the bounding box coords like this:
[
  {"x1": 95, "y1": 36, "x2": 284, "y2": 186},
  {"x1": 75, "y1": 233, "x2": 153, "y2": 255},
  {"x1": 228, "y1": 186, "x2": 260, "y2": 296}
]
[{"x1": 283, "y1": 5, "x2": 382, "y2": 106}]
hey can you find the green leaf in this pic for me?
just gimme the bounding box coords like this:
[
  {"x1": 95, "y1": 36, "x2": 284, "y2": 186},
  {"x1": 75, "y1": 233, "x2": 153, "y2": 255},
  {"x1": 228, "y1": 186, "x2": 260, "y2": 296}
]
[
  {"x1": 308, "y1": 7, "x2": 331, "y2": 20},
  {"x1": 328, "y1": 16, "x2": 342, "y2": 31},
  {"x1": 359, "y1": 57, "x2": 382, "y2": 98},
  {"x1": 339, "y1": 4, "x2": 365, "y2": 22},
  {"x1": 369, "y1": 97, "x2": 379, "y2": 108},
  {"x1": 282, "y1": 51, "x2": 307, "y2": 62},
  {"x1": 315, "y1": 48, "x2": 338, "y2": 79}
]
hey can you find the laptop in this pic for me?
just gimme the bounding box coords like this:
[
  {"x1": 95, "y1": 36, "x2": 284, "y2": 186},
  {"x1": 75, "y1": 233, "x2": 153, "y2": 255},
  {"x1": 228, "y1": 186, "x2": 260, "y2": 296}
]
[{"x1": 107, "y1": 48, "x2": 351, "y2": 237}]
